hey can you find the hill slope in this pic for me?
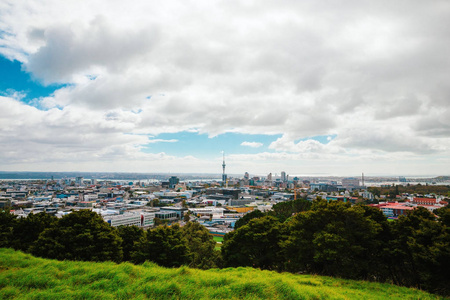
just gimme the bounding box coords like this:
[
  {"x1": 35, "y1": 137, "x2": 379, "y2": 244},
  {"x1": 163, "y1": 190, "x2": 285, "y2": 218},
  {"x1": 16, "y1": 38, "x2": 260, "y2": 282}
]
[{"x1": 0, "y1": 248, "x2": 444, "y2": 300}]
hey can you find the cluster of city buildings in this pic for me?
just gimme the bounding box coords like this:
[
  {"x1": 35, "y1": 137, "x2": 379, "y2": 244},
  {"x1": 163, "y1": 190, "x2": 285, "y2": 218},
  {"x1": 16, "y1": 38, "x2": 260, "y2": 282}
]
[
  {"x1": 370, "y1": 197, "x2": 448, "y2": 218},
  {"x1": 1, "y1": 170, "x2": 448, "y2": 234},
  {"x1": 0, "y1": 176, "x2": 263, "y2": 234}
]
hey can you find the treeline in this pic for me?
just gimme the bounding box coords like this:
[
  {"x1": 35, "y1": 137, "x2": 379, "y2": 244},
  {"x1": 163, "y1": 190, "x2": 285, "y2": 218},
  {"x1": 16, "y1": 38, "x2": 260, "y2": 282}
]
[
  {"x1": 1, "y1": 199, "x2": 449, "y2": 296},
  {"x1": 368, "y1": 185, "x2": 450, "y2": 197},
  {"x1": 0, "y1": 210, "x2": 219, "y2": 269},
  {"x1": 223, "y1": 200, "x2": 450, "y2": 296}
]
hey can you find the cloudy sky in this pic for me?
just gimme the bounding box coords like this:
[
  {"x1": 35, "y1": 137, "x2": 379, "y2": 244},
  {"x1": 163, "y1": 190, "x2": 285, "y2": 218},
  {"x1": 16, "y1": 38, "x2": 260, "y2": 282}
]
[{"x1": 1, "y1": 0, "x2": 449, "y2": 176}]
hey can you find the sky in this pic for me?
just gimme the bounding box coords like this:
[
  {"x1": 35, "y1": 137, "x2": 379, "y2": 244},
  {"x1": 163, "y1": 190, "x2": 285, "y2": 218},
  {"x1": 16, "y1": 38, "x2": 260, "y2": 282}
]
[{"x1": 1, "y1": 0, "x2": 450, "y2": 177}]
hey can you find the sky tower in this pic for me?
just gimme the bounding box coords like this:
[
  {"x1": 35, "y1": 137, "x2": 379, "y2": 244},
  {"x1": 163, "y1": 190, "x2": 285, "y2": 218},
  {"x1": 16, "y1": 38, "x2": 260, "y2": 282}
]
[{"x1": 222, "y1": 151, "x2": 227, "y2": 186}]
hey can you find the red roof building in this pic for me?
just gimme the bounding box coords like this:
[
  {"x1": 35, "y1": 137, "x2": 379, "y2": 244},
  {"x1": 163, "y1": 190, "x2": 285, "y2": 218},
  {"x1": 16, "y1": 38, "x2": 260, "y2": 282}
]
[{"x1": 412, "y1": 198, "x2": 437, "y2": 205}]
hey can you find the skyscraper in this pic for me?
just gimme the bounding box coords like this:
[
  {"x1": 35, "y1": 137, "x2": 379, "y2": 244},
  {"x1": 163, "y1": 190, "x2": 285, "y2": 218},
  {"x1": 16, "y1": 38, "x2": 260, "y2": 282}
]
[
  {"x1": 169, "y1": 176, "x2": 179, "y2": 189},
  {"x1": 281, "y1": 171, "x2": 286, "y2": 182},
  {"x1": 75, "y1": 177, "x2": 84, "y2": 186}
]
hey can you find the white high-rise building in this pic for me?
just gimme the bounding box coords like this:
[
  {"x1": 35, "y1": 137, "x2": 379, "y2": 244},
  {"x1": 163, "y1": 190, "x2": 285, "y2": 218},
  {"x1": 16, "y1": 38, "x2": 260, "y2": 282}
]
[{"x1": 342, "y1": 178, "x2": 360, "y2": 188}]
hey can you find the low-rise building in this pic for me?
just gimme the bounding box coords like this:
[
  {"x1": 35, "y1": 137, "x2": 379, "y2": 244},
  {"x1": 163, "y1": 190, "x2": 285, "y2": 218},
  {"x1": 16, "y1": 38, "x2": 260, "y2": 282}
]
[
  {"x1": 189, "y1": 207, "x2": 225, "y2": 218},
  {"x1": 159, "y1": 206, "x2": 188, "y2": 219},
  {"x1": 370, "y1": 202, "x2": 415, "y2": 218},
  {"x1": 155, "y1": 211, "x2": 178, "y2": 221},
  {"x1": 103, "y1": 211, "x2": 155, "y2": 228}
]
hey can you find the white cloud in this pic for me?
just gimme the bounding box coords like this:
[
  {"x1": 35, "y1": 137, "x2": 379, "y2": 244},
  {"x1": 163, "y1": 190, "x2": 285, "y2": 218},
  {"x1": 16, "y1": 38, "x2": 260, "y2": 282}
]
[
  {"x1": 241, "y1": 141, "x2": 263, "y2": 148},
  {"x1": 0, "y1": 96, "x2": 215, "y2": 172},
  {"x1": 147, "y1": 139, "x2": 178, "y2": 144},
  {"x1": 269, "y1": 137, "x2": 331, "y2": 153}
]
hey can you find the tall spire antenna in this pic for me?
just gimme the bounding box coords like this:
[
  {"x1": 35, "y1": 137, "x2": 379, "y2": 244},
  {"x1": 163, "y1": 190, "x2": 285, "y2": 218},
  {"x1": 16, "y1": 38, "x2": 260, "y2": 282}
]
[
  {"x1": 222, "y1": 151, "x2": 227, "y2": 187},
  {"x1": 222, "y1": 151, "x2": 226, "y2": 173}
]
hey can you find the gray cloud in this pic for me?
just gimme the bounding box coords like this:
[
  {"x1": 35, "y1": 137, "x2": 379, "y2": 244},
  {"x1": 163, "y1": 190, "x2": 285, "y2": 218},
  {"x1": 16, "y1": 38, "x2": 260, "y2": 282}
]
[
  {"x1": 1, "y1": 0, "x2": 450, "y2": 173},
  {"x1": 26, "y1": 16, "x2": 159, "y2": 84}
]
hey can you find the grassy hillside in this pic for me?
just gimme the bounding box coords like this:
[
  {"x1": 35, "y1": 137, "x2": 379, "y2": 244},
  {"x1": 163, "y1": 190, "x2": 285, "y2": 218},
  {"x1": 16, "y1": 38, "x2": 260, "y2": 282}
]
[{"x1": 0, "y1": 248, "x2": 444, "y2": 300}]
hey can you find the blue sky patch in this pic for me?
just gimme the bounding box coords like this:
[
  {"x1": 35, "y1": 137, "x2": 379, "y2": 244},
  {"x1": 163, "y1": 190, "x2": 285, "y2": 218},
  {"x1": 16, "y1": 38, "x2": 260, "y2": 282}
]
[
  {"x1": 0, "y1": 55, "x2": 66, "y2": 104},
  {"x1": 143, "y1": 132, "x2": 282, "y2": 158},
  {"x1": 141, "y1": 132, "x2": 338, "y2": 157}
]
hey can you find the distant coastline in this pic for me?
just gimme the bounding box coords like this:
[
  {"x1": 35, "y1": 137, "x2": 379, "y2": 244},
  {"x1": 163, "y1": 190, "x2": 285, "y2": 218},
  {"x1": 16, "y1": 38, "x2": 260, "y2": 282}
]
[{"x1": 0, "y1": 171, "x2": 448, "y2": 184}]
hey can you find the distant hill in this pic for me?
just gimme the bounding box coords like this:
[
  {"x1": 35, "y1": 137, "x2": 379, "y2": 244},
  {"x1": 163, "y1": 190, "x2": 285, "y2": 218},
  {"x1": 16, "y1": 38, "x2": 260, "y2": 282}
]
[{"x1": 0, "y1": 248, "x2": 443, "y2": 299}]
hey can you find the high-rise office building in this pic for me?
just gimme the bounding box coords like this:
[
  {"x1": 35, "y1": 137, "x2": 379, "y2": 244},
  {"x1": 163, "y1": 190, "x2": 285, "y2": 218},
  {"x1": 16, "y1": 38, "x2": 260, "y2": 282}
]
[
  {"x1": 169, "y1": 176, "x2": 179, "y2": 188},
  {"x1": 281, "y1": 171, "x2": 286, "y2": 182},
  {"x1": 75, "y1": 177, "x2": 84, "y2": 186}
]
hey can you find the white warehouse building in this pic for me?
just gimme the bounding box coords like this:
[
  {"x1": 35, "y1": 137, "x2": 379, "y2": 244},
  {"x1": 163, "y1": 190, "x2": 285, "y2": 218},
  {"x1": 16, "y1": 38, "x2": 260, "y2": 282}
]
[{"x1": 104, "y1": 211, "x2": 155, "y2": 228}]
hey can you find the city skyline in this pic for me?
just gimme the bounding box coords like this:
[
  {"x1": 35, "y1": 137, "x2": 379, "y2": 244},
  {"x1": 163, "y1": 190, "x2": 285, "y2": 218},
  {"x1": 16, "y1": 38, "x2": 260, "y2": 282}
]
[{"x1": 1, "y1": 1, "x2": 450, "y2": 176}]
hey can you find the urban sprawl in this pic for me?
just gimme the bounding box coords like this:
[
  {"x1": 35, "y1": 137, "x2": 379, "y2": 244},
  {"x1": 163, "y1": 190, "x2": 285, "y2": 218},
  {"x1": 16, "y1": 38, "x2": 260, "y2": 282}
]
[{"x1": 1, "y1": 170, "x2": 449, "y2": 237}]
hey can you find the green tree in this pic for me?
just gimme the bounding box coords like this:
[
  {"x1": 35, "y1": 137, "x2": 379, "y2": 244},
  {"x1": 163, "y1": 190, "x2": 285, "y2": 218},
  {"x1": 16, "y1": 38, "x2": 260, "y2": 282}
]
[
  {"x1": 282, "y1": 200, "x2": 385, "y2": 279},
  {"x1": 269, "y1": 198, "x2": 312, "y2": 222},
  {"x1": 183, "y1": 211, "x2": 191, "y2": 222},
  {"x1": 435, "y1": 206, "x2": 450, "y2": 227},
  {"x1": 11, "y1": 212, "x2": 57, "y2": 252},
  {"x1": 154, "y1": 217, "x2": 166, "y2": 226},
  {"x1": 355, "y1": 204, "x2": 392, "y2": 281},
  {"x1": 182, "y1": 221, "x2": 218, "y2": 269},
  {"x1": 0, "y1": 210, "x2": 17, "y2": 248},
  {"x1": 222, "y1": 216, "x2": 285, "y2": 270},
  {"x1": 132, "y1": 224, "x2": 189, "y2": 267},
  {"x1": 388, "y1": 207, "x2": 450, "y2": 295},
  {"x1": 150, "y1": 199, "x2": 164, "y2": 207},
  {"x1": 234, "y1": 209, "x2": 265, "y2": 229},
  {"x1": 117, "y1": 225, "x2": 145, "y2": 262},
  {"x1": 31, "y1": 210, "x2": 123, "y2": 262},
  {"x1": 368, "y1": 187, "x2": 381, "y2": 197}
]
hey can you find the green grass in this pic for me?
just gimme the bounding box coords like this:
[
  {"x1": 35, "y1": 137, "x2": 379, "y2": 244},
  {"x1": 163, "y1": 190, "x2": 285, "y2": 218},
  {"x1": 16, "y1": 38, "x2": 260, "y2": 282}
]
[
  {"x1": 213, "y1": 236, "x2": 224, "y2": 243},
  {"x1": 0, "y1": 248, "x2": 444, "y2": 300},
  {"x1": 214, "y1": 236, "x2": 224, "y2": 249}
]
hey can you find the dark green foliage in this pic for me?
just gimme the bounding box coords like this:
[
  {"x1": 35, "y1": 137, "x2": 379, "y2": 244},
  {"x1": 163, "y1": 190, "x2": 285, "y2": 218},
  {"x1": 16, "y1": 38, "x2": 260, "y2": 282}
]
[
  {"x1": 11, "y1": 212, "x2": 57, "y2": 252},
  {"x1": 183, "y1": 211, "x2": 191, "y2": 222},
  {"x1": 0, "y1": 210, "x2": 17, "y2": 248},
  {"x1": 368, "y1": 185, "x2": 450, "y2": 197},
  {"x1": 355, "y1": 204, "x2": 392, "y2": 281},
  {"x1": 234, "y1": 209, "x2": 265, "y2": 229},
  {"x1": 150, "y1": 199, "x2": 165, "y2": 207},
  {"x1": 1, "y1": 198, "x2": 449, "y2": 296},
  {"x1": 269, "y1": 198, "x2": 312, "y2": 222},
  {"x1": 117, "y1": 225, "x2": 145, "y2": 262},
  {"x1": 154, "y1": 217, "x2": 167, "y2": 226},
  {"x1": 132, "y1": 224, "x2": 189, "y2": 267},
  {"x1": 282, "y1": 200, "x2": 386, "y2": 279},
  {"x1": 222, "y1": 216, "x2": 285, "y2": 270},
  {"x1": 435, "y1": 206, "x2": 450, "y2": 227},
  {"x1": 31, "y1": 210, "x2": 123, "y2": 262},
  {"x1": 388, "y1": 207, "x2": 450, "y2": 295},
  {"x1": 182, "y1": 221, "x2": 218, "y2": 269}
]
